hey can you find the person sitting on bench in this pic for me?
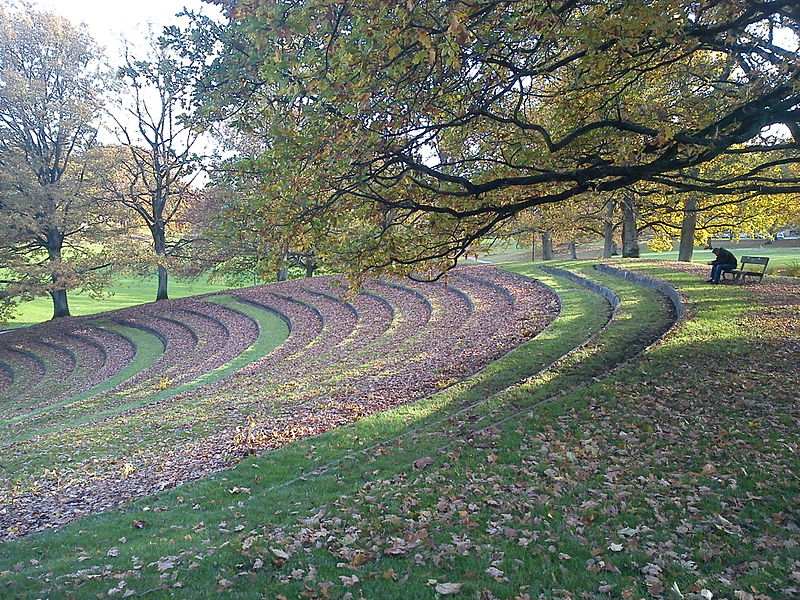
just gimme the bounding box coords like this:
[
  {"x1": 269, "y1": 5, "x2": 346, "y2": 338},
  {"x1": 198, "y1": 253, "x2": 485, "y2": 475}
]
[{"x1": 707, "y1": 247, "x2": 737, "y2": 284}]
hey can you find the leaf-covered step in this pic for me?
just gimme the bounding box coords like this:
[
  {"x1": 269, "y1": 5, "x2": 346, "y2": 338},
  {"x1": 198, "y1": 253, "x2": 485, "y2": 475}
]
[
  {"x1": 0, "y1": 322, "x2": 155, "y2": 439},
  {"x1": 51, "y1": 326, "x2": 136, "y2": 404},
  {"x1": 0, "y1": 266, "x2": 562, "y2": 539},
  {"x1": 25, "y1": 339, "x2": 78, "y2": 389},
  {"x1": 0, "y1": 320, "x2": 138, "y2": 418},
  {"x1": 231, "y1": 289, "x2": 325, "y2": 369},
  {"x1": 0, "y1": 344, "x2": 46, "y2": 402},
  {"x1": 0, "y1": 359, "x2": 12, "y2": 392},
  {"x1": 2, "y1": 339, "x2": 79, "y2": 414},
  {"x1": 91, "y1": 297, "x2": 259, "y2": 398}
]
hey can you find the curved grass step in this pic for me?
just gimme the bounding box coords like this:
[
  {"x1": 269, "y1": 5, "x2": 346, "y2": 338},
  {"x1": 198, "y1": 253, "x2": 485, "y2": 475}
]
[
  {"x1": 343, "y1": 270, "x2": 530, "y2": 385},
  {"x1": 0, "y1": 339, "x2": 81, "y2": 417},
  {"x1": 298, "y1": 268, "x2": 535, "y2": 380},
  {"x1": 209, "y1": 267, "x2": 557, "y2": 444},
  {"x1": 0, "y1": 295, "x2": 288, "y2": 447},
  {"x1": 24, "y1": 340, "x2": 78, "y2": 393},
  {"x1": 226, "y1": 276, "x2": 472, "y2": 408},
  {"x1": 302, "y1": 284, "x2": 402, "y2": 358},
  {"x1": 302, "y1": 277, "x2": 459, "y2": 363},
  {"x1": 0, "y1": 267, "x2": 563, "y2": 540},
  {"x1": 0, "y1": 265, "x2": 605, "y2": 544},
  {"x1": 459, "y1": 272, "x2": 517, "y2": 306},
  {"x1": 288, "y1": 289, "x2": 360, "y2": 351},
  {"x1": 0, "y1": 321, "x2": 159, "y2": 439},
  {"x1": 167, "y1": 299, "x2": 261, "y2": 380},
  {"x1": 97, "y1": 298, "x2": 260, "y2": 399},
  {"x1": 75, "y1": 294, "x2": 289, "y2": 414},
  {"x1": 40, "y1": 327, "x2": 127, "y2": 407},
  {"x1": 0, "y1": 345, "x2": 46, "y2": 401},
  {"x1": 16, "y1": 267, "x2": 547, "y2": 460},
  {"x1": 0, "y1": 322, "x2": 143, "y2": 421},
  {"x1": 14, "y1": 297, "x2": 259, "y2": 427},
  {"x1": 232, "y1": 288, "x2": 326, "y2": 369}
]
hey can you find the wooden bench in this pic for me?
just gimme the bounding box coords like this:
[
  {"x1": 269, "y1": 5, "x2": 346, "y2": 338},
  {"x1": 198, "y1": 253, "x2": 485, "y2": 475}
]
[{"x1": 722, "y1": 256, "x2": 769, "y2": 283}]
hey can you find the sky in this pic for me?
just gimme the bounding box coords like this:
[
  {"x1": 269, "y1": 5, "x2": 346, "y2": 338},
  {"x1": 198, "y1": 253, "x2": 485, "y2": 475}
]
[
  {"x1": 31, "y1": 0, "x2": 222, "y2": 60},
  {"x1": 23, "y1": 0, "x2": 225, "y2": 159}
]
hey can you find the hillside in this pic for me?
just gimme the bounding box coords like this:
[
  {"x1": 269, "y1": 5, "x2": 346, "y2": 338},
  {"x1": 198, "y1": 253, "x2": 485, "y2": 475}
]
[
  {"x1": 0, "y1": 265, "x2": 557, "y2": 540},
  {"x1": 0, "y1": 261, "x2": 797, "y2": 600}
]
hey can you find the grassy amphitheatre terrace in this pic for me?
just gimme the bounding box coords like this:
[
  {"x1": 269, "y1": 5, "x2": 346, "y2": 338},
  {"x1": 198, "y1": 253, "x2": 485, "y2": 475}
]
[{"x1": 0, "y1": 260, "x2": 797, "y2": 600}]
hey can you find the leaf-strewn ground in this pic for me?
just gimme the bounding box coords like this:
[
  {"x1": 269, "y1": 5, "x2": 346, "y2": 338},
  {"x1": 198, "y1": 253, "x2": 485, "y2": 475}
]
[
  {"x1": 0, "y1": 266, "x2": 557, "y2": 541},
  {"x1": 0, "y1": 261, "x2": 797, "y2": 600}
]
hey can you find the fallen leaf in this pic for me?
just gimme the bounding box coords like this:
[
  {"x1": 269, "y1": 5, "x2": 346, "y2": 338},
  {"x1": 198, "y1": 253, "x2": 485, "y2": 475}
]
[
  {"x1": 435, "y1": 582, "x2": 464, "y2": 595},
  {"x1": 218, "y1": 578, "x2": 234, "y2": 590},
  {"x1": 413, "y1": 456, "x2": 434, "y2": 470}
]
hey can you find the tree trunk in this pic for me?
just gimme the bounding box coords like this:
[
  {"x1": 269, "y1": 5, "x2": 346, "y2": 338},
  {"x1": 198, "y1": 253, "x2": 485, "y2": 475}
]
[
  {"x1": 277, "y1": 267, "x2": 288, "y2": 281},
  {"x1": 156, "y1": 265, "x2": 169, "y2": 301},
  {"x1": 305, "y1": 259, "x2": 316, "y2": 278},
  {"x1": 621, "y1": 193, "x2": 640, "y2": 258},
  {"x1": 46, "y1": 227, "x2": 70, "y2": 318},
  {"x1": 530, "y1": 235, "x2": 535, "y2": 262},
  {"x1": 678, "y1": 193, "x2": 698, "y2": 262},
  {"x1": 153, "y1": 224, "x2": 169, "y2": 301},
  {"x1": 569, "y1": 241, "x2": 577, "y2": 259},
  {"x1": 603, "y1": 199, "x2": 616, "y2": 258},
  {"x1": 541, "y1": 230, "x2": 553, "y2": 260},
  {"x1": 49, "y1": 289, "x2": 70, "y2": 319}
]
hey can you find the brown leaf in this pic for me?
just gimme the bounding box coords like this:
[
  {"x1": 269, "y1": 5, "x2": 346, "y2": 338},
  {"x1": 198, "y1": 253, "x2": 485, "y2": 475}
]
[
  {"x1": 413, "y1": 456, "x2": 434, "y2": 470},
  {"x1": 435, "y1": 582, "x2": 464, "y2": 595},
  {"x1": 339, "y1": 575, "x2": 359, "y2": 586}
]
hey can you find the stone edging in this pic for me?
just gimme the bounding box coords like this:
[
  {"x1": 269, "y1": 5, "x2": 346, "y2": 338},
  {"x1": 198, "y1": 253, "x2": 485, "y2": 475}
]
[
  {"x1": 539, "y1": 265, "x2": 621, "y2": 312},
  {"x1": 593, "y1": 263, "x2": 685, "y2": 320}
]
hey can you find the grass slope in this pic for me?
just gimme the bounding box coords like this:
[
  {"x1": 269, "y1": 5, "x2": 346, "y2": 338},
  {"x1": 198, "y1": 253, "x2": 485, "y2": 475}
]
[
  {"x1": 1, "y1": 262, "x2": 798, "y2": 600},
  {"x1": 482, "y1": 239, "x2": 800, "y2": 274}
]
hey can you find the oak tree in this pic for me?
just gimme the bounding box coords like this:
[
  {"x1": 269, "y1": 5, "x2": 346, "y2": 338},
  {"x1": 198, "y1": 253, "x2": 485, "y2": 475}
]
[
  {"x1": 191, "y1": 0, "x2": 799, "y2": 277},
  {"x1": 106, "y1": 36, "x2": 206, "y2": 301},
  {"x1": 0, "y1": 5, "x2": 110, "y2": 319}
]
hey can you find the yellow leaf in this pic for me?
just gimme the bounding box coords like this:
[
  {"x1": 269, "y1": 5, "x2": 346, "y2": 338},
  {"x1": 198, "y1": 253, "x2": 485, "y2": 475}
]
[{"x1": 417, "y1": 30, "x2": 432, "y2": 49}]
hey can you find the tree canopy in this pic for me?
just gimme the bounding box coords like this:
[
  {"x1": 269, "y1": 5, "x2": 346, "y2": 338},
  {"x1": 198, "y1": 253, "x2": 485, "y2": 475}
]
[{"x1": 194, "y1": 0, "x2": 800, "y2": 277}]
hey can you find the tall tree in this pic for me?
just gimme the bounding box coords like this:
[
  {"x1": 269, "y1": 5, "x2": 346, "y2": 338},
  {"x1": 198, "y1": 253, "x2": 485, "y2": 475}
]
[
  {"x1": 107, "y1": 36, "x2": 205, "y2": 301},
  {"x1": 188, "y1": 0, "x2": 800, "y2": 279},
  {"x1": 0, "y1": 5, "x2": 109, "y2": 319}
]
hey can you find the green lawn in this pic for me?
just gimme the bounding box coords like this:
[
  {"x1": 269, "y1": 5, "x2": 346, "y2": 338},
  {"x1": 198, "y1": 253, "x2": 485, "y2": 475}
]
[
  {"x1": 639, "y1": 239, "x2": 800, "y2": 270},
  {"x1": 5, "y1": 275, "x2": 230, "y2": 328}
]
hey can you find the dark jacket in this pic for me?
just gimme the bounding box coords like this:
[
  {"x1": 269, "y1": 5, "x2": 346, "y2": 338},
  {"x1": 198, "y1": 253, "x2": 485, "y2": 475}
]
[{"x1": 712, "y1": 248, "x2": 737, "y2": 268}]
